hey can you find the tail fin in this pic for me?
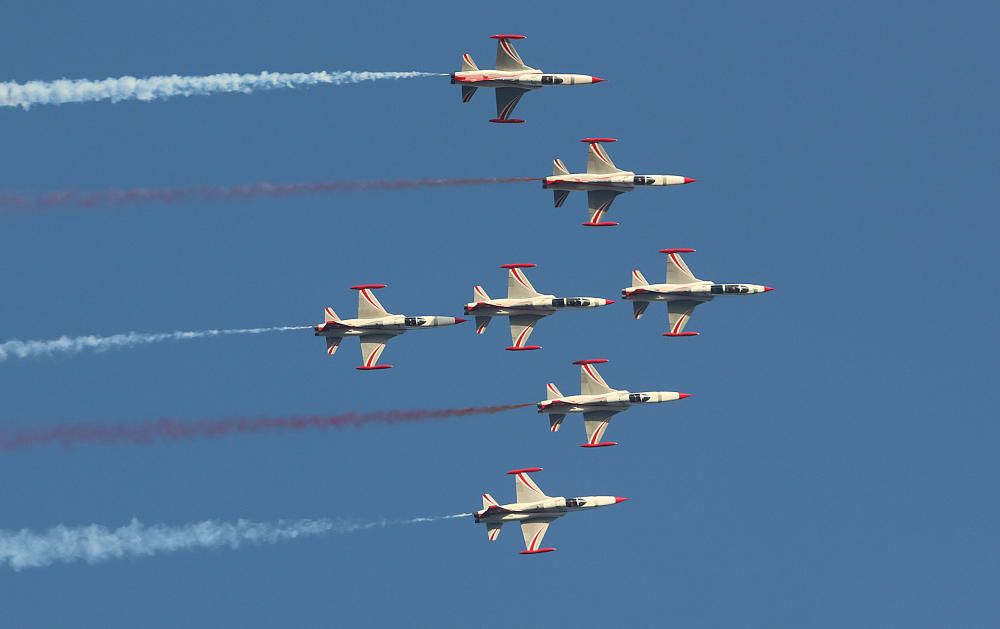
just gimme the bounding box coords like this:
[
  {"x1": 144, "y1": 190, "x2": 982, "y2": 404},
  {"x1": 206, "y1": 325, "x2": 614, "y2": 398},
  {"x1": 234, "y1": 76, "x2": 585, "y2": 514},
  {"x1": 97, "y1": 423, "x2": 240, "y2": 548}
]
[
  {"x1": 474, "y1": 316, "x2": 491, "y2": 335},
  {"x1": 631, "y1": 269, "x2": 648, "y2": 287},
  {"x1": 473, "y1": 285, "x2": 491, "y2": 302},
  {"x1": 553, "y1": 159, "x2": 569, "y2": 177},
  {"x1": 324, "y1": 307, "x2": 340, "y2": 322},
  {"x1": 482, "y1": 493, "x2": 499, "y2": 510},
  {"x1": 486, "y1": 522, "x2": 502, "y2": 541},
  {"x1": 461, "y1": 53, "x2": 478, "y2": 72},
  {"x1": 546, "y1": 383, "x2": 563, "y2": 400}
]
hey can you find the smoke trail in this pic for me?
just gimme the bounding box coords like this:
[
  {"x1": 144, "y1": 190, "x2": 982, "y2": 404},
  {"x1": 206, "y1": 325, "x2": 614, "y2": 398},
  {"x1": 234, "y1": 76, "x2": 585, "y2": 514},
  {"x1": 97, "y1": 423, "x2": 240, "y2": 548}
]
[
  {"x1": 0, "y1": 70, "x2": 443, "y2": 109},
  {"x1": 0, "y1": 513, "x2": 469, "y2": 570},
  {"x1": 0, "y1": 405, "x2": 533, "y2": 452},
  {"x1": 0, "y1": 325, "x2": 310, "y2": 362},
  {"x1": 0, "y1": 177, "x2": 539, "y2": 213}
]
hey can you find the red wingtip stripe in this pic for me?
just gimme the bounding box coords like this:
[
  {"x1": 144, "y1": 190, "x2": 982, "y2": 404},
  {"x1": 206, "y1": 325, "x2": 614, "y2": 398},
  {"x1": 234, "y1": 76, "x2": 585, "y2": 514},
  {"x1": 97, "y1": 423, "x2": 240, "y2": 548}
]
[
  {"x1": 506, "y1": 467, "x2": 543, "y2": 475},
  {"x1": 491, "y1": 34, "x2": 526, "y2": 39},
  {"x1": 499, "y1": 263, "x2": 537, "y2": 269},
  {"x1": 350, "y1": 284, "x2": 387, "y2": 290},
  {"x1": 580, "y1": 137, "x2": 618, "y2": 143},
  {"x1": 573, "y1": 358, "x2": 609, "y2": 365},
  {"x1": 658, "y1": 248, "x2": 696, "y2": 254}
]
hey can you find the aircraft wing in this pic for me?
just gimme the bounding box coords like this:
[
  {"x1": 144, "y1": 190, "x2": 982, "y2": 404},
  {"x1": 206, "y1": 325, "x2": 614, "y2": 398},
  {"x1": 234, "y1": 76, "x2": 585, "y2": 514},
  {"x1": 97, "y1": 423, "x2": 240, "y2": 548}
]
[
  {"x1": 506, "y1": 265, "x2": 540, "y2": 299},
  {"x1": 586, "y1": 140, "x2": 625, "y2": 175},
  {"x1": 494, "y1": 87, "x2": 529, "y2": 122},
  {"x1": 665, "y1": 249, "x2": 699, "y2": 284},
  {"x1": 582, "y1": 409, "x2": 620, "y2": 447},
  {"x1": 519, "y1": 517, "x2": 557, "y2": 554},
  {"x1": 494, "y1": 35, "x2": 533, "y2": 71},
  {"x1": 579, "y1": 361, "x2": 614, "y2": 395},
  {"x1": 509, "y1": 314, "x2": 544, "y2": 350},
  {"x1": 511, "y1": 468, "x2": 548, "y2": 503},
  {"x1": 586, "y1": 190, "x2": 622, "y2": 226},
  {"x1": 358, "y1": 333, "x2": 394, "y2": 369},
  {"x1": 666, "y1": 300, "x2": 701, "y2": 336}
]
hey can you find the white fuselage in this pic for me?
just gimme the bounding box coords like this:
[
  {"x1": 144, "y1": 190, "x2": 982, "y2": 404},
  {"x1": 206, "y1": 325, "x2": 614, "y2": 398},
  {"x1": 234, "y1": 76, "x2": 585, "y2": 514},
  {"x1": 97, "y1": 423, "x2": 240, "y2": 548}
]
[
  {"x1": 314, "y1": 315, "x2": 463, "y2": 338},
  {"x1": 451, "y1": 69, "x2": 600, "y2": 89},
  {"x1": 464, "y1": 294, "x2": 612, "y2": 317},
  {"x1": 474, "y1": 495, "x2": 620, "y2": 525},
  {"x1": 537, "y1": 390, "x2": 685, "y2": 415},
  {"x1": 623, "y1": 281, "x2": 771, "y2": 303},
  {"x1": 543, "y1": 171, "x2": 690, "y2": 192}
]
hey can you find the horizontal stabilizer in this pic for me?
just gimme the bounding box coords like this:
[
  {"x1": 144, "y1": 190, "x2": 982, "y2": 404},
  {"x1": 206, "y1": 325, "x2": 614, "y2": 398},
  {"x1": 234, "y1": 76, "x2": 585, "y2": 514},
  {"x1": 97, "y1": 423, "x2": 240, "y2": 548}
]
[
  {"x1": 475, "y1": 316, "x2": 491, "y2": 335},
  {"x1": 545, "y1": 382, "x2": 563, "y2": 400},
  {"x1": 324, "y1": 307, "x2": 340, "y2": 322},
  {"x1": 548, "y1": 414, "x2": 566, "y2": 433},
  {"x1": 631, "y1": 269, "x2": 648, "y2": 287},
  {"x1": 461, "y1": 53, "x2": 478, "y2": 72}
]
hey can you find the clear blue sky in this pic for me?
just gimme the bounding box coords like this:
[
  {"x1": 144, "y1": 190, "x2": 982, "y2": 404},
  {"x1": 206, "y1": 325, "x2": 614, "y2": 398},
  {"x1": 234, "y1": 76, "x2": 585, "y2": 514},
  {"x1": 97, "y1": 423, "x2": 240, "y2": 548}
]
[{"x1": 1, "y1": 1, "x2": 998, "y2": 626}]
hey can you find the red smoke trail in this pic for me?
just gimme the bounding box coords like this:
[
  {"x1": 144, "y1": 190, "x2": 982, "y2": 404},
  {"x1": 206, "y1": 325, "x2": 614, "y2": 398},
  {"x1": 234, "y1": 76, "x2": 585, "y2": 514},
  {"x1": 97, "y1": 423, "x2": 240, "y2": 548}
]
[
  {"x1": 0, "y1": 177, "x2": 540, "y2": 212},
  {"x1": 0, "y1": 404, "x2": 533, "y2": 452}
]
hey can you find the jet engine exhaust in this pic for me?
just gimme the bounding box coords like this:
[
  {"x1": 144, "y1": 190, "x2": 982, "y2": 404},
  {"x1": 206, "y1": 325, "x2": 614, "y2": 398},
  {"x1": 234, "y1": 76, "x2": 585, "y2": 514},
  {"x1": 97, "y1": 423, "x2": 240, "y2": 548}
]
[
  {"x1": 0, "y1": 405, "x2": 534, "y2": 453},
  {"x1": 0, "y1": 512, "x2": 471, "y2": 570},
  {"x1": 0, "y1": 70, "x2": 445, "y2": 109},
  {"x1": 0, "y1": 178, "x2": 541, "y2": 213}
]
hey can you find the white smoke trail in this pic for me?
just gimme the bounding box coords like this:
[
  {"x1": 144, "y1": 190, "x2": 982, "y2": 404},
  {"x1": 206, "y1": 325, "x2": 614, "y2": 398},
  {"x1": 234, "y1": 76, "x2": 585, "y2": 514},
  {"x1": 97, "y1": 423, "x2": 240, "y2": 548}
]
[
  {"x1": 0, "y1": 513, "x2": 469, "y2": 570},
  {"x1": 0, "y1": 325, "x2": 310, "y2": 362},
  {"x1": 0, "y1": 70, "x2": 444, "y2": 109}
]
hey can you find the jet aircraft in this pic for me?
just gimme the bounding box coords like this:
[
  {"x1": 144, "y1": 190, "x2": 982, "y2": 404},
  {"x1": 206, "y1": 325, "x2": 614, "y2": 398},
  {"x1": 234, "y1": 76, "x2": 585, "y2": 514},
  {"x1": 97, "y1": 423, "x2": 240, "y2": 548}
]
[
  {"x1": 314, "y1": 284, "x2": 465, "y2": 370},
  {"x1": 537, "y1": 359, "x2": 691, "y2": 447},
  {"x1": 451, "y1": 34, "x2": 604, "y2": 123},
  {"x1": 622, "y1": 248, "x2": 774, "y2": 336},
  {"x1": 474, "y1": 467, "x2": 627, "y2": 554},
  {"x1": 542, "y1": 138, "x2": 696, "y2": 226},
  {"x1": 464, "y1": 263, "x2": 614, "y2": 351}
]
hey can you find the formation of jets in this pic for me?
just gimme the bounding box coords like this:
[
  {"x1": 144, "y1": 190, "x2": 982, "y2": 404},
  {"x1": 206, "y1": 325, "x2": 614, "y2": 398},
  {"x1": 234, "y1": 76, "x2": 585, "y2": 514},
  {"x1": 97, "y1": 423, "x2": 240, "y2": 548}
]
[{"x1": 321, "y1": 35, "x2": 776, "y2": 554}]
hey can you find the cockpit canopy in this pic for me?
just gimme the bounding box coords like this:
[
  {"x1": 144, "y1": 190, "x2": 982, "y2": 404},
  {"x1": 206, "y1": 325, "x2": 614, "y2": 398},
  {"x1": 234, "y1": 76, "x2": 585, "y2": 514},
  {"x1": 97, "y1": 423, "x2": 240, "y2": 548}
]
[
  {"x1": 541, "y1": 75, "x2": 564, "y2": 85},
  {"x1": 551, "y1": 298, "x2": 591, "y2": 307},
  {"x1": 565, "y1": 498, "x2": 588, "y2": 508},
  {"x1": 711, "y1": 284, "x2": 749, "y2": 295},
  {"x1": 632, "y1": 176, "x2": 656, "y2": 185}
]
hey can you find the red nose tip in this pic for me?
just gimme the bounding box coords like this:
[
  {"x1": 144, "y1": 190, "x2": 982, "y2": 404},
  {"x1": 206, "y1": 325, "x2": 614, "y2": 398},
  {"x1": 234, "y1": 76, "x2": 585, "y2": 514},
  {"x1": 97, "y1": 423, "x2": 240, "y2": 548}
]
[
  {"x1": 605, "y1": 299, "x2": 616, "y2": 305},
  {"x1": 591, "y1": 77, "x2": 605, "y2": 83},
  {"x1": 678, "y1": 393, "x2": 693, "y2": 400},
  {"x1": 614, "y1": 497, "x2": 629, "y2": 503},
  {"x1": 763, "y1": 286, "x2": 775, "y2": 292},
  {"x1": 683, "y1": 177, "x2": 697, "y2": 184},
  {"x1": 454, "y1": 317, "x2": 468, "y2": 324}
]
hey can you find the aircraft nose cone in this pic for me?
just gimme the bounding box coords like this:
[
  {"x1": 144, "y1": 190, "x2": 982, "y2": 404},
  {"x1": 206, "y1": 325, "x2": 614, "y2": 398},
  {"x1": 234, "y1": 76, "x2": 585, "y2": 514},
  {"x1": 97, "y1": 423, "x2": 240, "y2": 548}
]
[
  {"x1": 614, "y1": 497, "x2": 629, "y2": 503},
  {"x1": 678, "y1": 393, "x2": 693, "y2": 400},
  {"x1": 763, "y1": 286, "x2": 775, "y2": 292},
  {"x1": 591, "y1": 76, "x2": 605, "y2": 83},
  {"x1": 683, "y1": 177, "x2": 697, "y2": 184},
  {"x1": 604, "y1": 299, "x2": 616, "y2": 305},
  {"x1": 454, "y1": 317, "x2": 468, "y2": 324}
]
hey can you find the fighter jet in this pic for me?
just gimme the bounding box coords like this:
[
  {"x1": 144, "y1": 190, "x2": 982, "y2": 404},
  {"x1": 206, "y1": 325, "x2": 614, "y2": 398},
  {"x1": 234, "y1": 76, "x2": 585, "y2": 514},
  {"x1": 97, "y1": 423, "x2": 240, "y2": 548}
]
[
  {"x1": 537, "y1": 359, "x2": 691, "y2": 447},
  {"x1": 464, "y1": 263, "x2": 614, "y2": 351},
  {"x1": 451, "y1": 34, "x2": 605, "y2": 123},
  {"x1": 474, "y1": 467, "x2": 627, "y2": 555},
  {"x1": 622, "y1": 248, "x2": 774, "y2": 336},
  {"x1": 314, "y1": 284, "x2": 465, "y2": 369},
  {"x1": 542, "y1": 138, "x2": 696, "y2": 226}
]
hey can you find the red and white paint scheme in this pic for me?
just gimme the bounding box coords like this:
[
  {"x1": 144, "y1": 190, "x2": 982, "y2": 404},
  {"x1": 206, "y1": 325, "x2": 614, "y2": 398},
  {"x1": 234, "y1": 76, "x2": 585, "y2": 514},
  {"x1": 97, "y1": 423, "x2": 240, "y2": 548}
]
[
  {"x1": 464, "y1": 263, "x2": 614, "y2": 351},
  {"x1": 537, "y1": 359, "x2": 691, "y2": 447},
  {"x1": 542, "y1": 138, "x2": 696, "y2": 226},
  {"x1": 474, "y1": 467, "x2": 627, "y2": 555},
  {"x1": 450, "y1": 35, "x2": 605, "y2": 123},
  {"x1": 313, "y1": 284, "x2": 465, "y2": 370},
  {"x1": 622, "y1": 249, "x2": 774, "y2": 337}
]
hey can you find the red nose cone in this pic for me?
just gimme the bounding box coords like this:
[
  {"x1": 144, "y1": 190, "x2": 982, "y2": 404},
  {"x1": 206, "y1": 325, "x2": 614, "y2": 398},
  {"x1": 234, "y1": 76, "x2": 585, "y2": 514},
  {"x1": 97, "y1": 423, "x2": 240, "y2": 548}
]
[
  {"x1": 683, "y1": 177, "x2": 697, "y2": 184},
  {"x1": 454, "y1": 317, "x2": 468, "y2": 324},
  {"x1": 764, "y1": 286, "x2": 775, "y2": 292},
  {"x1": 678, "y1": 393, "x2": 693, "y2": 400},
  {"x1": 591, "y1": 76, "x2": 605, "y2": 83},
  {"x1": 614, "y1": 497, "x2": 629, "y2": 504},
  {"x1": 604, "y1": 299, "x2": 616, "y2": 305}
]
